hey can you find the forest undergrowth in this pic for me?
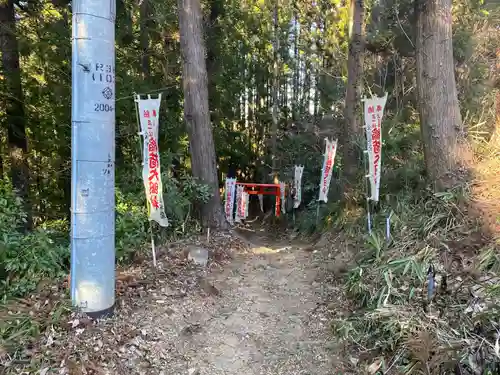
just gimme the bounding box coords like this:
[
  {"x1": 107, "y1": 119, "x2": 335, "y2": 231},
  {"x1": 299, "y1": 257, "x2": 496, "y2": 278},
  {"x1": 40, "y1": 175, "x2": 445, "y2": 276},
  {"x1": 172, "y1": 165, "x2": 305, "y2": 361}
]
[
  {"x1": 262, "y1": 8, "x2": 500, "y2": 372},
  {"x1": 0, "y1": 0, "x2": 499, "y2": 372},
  {"x1": 0, "y1": 171, "x2": 212, "y2": 365},
  {"x1": 1, "y1": 141, "x2": 499, "y2": 373},
  {"x1": 309, "y1": 124, "x2": 500, "y2": 373}
]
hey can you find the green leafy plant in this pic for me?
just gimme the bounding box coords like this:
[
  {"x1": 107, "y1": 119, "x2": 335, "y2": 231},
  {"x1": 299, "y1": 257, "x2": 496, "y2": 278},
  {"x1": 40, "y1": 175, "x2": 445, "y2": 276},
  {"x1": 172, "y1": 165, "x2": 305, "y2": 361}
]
[
  {"x1": 115, "y1": 189, "x2": 149, "y2": 262},
  {"x1": 0, "y1": 180, "x2": 69, "y2": 299}
]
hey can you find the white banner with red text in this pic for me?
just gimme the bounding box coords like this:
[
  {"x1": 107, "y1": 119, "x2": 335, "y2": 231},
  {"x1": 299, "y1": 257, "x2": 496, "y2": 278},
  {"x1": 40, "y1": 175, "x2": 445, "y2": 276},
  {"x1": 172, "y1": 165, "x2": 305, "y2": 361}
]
[
  {"x1": 245, "y1": 190, "x2": 250, "y2": 218},
  {"x1": 293, "y1": 165, "x2": 304, "y2": 208},
  {"x1": 363, "y1": 93, "x2": 388, "y2": 202},
  {"x1": 235, "y1": 185, "x2": 248, "y2": 223},
  {"x1": 224, "y1": 178, "x2": 236, "y2": 224},
  {"x1": 136, "y1": 94, "x2": 169, "y2": 227},
  {"x1": 318, "y1": 138, "x2": 338, "y2": 203}
]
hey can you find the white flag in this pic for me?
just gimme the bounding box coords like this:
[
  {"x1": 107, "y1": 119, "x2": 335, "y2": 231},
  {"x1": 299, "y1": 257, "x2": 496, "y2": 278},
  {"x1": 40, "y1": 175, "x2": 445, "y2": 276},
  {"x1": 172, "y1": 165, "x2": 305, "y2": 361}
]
[
  {"x1": 318, "y1": 138, "x2": 338, "y2": 203},
  {"x1": 363, "y1": 93, "x2": 388, "y2": 202},
  {"x1": 235, "y1": 185, "x2": 245, "y2": 223},
  {"x1": 293, "y1": 165, "x2": 304, "y2": 208},
  {"x1": 136, "y1": 94, "x2": 169, "y2": 227},
  {"x1": 244, "y1": 191, "x2": 250, "y2": 218},
  {"x1": 279, "y1": 181, "x2": 286, "y2": 213},
  {"x1": 224, "y1": 178, "x2": 236, "y2": 225}
]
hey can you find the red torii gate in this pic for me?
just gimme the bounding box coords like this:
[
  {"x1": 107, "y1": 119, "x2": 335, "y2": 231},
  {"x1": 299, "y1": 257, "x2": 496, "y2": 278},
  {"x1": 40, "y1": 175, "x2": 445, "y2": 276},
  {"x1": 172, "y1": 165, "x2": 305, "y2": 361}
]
[{"x1": 236, "y1": 182, "x2": 282, "y2": 217}]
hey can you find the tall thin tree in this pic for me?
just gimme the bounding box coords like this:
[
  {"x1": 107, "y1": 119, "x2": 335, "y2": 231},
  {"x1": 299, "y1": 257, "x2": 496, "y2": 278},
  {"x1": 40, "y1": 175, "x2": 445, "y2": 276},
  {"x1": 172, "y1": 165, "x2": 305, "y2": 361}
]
[
  {"x1": 270, "y1": 0, "x2": 280, "y2": 181},
  {"x1": 0, "y1": 0, "x2": 31, "y2": 228},
  {"x1": 206, "y1": 0, "x2": 224, "y2": 119},
  {"x1": 342, "y1": 0, "x2": 365, "y2": 194},
  {"x1": 139, "y1": 0, "x2": 150, "y2": 77},
  {"x1": 416, "y1": 0, "x2": 469, "y2": 189},
  {"x1": 178, "y1": 0, "x2": 227, "y2": 228}
]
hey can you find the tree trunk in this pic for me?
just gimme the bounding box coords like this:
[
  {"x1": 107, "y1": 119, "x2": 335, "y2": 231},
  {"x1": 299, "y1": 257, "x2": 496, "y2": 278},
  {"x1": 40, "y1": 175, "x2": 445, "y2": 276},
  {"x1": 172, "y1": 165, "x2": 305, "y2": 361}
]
[
  {"x1": 0, "y1": 137, "x2": 3, "y2": 177},
  {"x1": 313, "y1": 66, "x2": 320, "y2": 123},
  {"x1": 292, "y1": 8, "x2": 299, "y2": 122},
  {"x1": 416, "y1": 0, "x2": 469, "y2": 190},
  {"x1": 303, "y1": 59, "x2": 311, "y2": 116},
  {"x1": 342, "y1": 0, "x2": 365, "y2": 194},
  {"x1": 206, "y1": 0, "x2": 224, "y2": 120},
  {"x1": 0, "y1": 0, "x2": 31, "y2": 228},
  {"x1": 369, "y1": 0, "x2": 387, "y2": 96},
  {"x1": 178, "y1": 0, "x2": 227, "y2": 228},
  {"x1": 139, "y1": 0, "x2": 150, "y2": 77},
  {"x1": 270, "y1": 0, "x2": 279, "y2": 179}
]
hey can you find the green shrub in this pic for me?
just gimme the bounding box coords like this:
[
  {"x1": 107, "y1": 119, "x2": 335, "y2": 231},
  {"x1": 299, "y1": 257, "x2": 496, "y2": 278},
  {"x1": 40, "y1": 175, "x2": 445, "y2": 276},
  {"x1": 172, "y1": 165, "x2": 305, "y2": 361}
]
[
  {"x1": 0, "y1": 180, "x2": 68, "y2": 299},
  {"x1": 115, "y1": 189, "x2": 149, "y2": 262},
  {"x1": 162, "y1": 171, "x2": 212, "y2": 224},
  {"x1": 0, "y1": 168, "x2": 212, "y2": 298},
  {"x1": 115, "y1": 171, "x2": 212, "y2": 261}
]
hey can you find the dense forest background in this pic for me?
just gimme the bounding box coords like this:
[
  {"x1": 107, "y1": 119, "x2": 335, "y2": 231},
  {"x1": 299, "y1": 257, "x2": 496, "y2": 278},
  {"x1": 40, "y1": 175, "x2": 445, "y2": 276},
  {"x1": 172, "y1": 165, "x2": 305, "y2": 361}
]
[
  {"x1": 0, "y1": 0, "x2": 499, "y2": 371},
  {"x1": 0, "y1": 0, "x2": 498, "y2": 308}
]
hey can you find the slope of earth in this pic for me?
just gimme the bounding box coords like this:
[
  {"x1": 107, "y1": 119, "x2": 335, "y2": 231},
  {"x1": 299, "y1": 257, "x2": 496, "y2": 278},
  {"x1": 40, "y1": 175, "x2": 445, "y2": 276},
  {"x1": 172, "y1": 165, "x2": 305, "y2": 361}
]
[{"x1": 3, "y1": 229, "x2": 342, "y2": 375}]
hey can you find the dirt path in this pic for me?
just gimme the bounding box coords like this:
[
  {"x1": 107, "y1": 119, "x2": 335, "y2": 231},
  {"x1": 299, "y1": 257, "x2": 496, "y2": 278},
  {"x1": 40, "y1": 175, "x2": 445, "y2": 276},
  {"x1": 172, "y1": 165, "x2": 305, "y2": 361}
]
[
  {"x1": 18, "y1": 230, "x2": 338, "y2": 375},
  {"x1": 114, "y1": 230, "x2": 336, "y2": 375}
]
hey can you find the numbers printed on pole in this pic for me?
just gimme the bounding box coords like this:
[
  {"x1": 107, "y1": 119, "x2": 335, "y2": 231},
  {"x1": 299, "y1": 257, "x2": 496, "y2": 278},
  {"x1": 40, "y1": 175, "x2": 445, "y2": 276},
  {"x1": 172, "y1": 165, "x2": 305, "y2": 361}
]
[
  {"x1": 94, "y1": 103, "x2": 114, "y2": 112},
  {"x1": 91, "y1": 62, "x2": 115, "y2": 84}
]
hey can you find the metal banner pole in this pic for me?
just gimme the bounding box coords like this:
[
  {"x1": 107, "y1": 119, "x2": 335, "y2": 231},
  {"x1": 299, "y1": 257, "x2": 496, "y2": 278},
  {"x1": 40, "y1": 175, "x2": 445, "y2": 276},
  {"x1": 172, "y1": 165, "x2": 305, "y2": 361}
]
[
  {"x1": 71, "y1": 0, "x2": 116, "y2": 318},
  {"x1": 361, "y1": 97, "x2": 372, "y2": 236}
]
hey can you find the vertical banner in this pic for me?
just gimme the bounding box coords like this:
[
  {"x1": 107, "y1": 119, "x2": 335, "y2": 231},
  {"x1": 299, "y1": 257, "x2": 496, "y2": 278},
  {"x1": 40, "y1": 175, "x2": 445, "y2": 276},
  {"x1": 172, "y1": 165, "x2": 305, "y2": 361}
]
[
  {"x1": 293, "y1": 165, "x2": 304, "y2": 208},
  {"x1": 318, "y1": 138, "x2": 338, "y2": 203},
  {"x1": 258, "y1": 194, "x2": 264, "y2": 212},
  {"x1": 279, "y1": 181, "x2": 286, "y2": 213},
  {"x1": 363, "y1": 93, "x2": 388, "y2": 202},
  {"x1": 244, "y1": 191, "x2": 250, "y2": 218},
  {"x1": 224, "y1": 178, "x2": 236, "y2": 224},
  {"x1": 136, "y1": 94, "x2": 169, "y2": 227},
  {"x1": 235, "y1": 185, "x2": 245, "y2": 223}
]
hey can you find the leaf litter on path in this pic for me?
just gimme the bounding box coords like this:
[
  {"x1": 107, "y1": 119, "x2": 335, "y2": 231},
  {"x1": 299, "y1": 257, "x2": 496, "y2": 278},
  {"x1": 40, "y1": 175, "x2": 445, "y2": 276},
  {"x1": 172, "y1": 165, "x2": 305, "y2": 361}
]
[{"x1": 2, "y1": 230, "x2": 343, "y2": 375}]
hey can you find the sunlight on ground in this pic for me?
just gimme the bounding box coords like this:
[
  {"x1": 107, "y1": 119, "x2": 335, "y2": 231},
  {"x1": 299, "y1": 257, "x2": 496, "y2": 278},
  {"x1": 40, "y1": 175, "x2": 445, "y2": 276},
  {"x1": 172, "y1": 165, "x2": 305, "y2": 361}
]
[
  {"x1": 472, "y1": 124, "x2": 500, "y2": 236},
  {"x1": 251, "y1": 246, "x2": 278, "y2": 254}
]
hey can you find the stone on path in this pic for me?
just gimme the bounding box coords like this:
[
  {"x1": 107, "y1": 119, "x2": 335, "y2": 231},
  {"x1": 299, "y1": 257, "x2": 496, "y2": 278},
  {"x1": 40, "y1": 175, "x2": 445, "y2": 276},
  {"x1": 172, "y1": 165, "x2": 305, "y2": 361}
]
[{"x1": 187, "y1": 246, "x2": 209, "y2": 266}]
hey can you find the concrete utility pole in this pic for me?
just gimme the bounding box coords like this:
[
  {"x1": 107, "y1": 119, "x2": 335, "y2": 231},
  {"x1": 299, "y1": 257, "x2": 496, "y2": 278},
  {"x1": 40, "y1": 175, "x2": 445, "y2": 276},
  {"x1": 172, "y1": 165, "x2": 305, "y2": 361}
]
[{"x1": 70, "y1": 0, "x2": 116, "y2": 318}]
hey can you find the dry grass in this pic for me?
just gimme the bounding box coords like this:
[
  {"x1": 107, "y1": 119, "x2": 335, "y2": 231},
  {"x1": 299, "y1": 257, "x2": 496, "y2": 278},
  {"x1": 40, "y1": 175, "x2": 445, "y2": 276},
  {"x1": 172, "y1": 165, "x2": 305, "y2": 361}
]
[
  {"x1": 329, "y1": 120, "x2": 500, "y2": 372},
  {"x1": 330, "y1": 93, "x2": 500, "y2": 374},
  {"x1": 329, "y1": 107, "x2": 500, "y2": 371},
  {"x1": 327, "y1": 14, "x2": 500, "y2": 373},
  {"x1": 329, "y1": 184, "x2": 500, "y2": 374},
  {"x1": 471, "y1": 103, "x2": 500, "y2": 237}
]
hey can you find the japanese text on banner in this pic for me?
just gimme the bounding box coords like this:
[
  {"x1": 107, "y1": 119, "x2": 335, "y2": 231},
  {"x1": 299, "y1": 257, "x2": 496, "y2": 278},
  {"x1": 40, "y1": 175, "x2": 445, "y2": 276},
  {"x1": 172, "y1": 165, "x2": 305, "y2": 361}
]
[
  {"x1": 318, "y1": 139, "x2": 338, "y2": 203},
  {"x1": 136, "y1": 95, "x2": 169, "y2": 227},
  {"x1": 244, "y1": 191, "x2": 249, "y2": 218},
  {"x1": 234, "y1": 185, "x2": 246, "y2": 223},
  {"x1": 363, "y1": 93, "x2": 388, "y2": 202},
  {"x1": 239, "y1": 191, "x2": 248, "y2": 219},
  {"x1": 224, "y1": 178, "x2": 236, "y2": 225}
]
